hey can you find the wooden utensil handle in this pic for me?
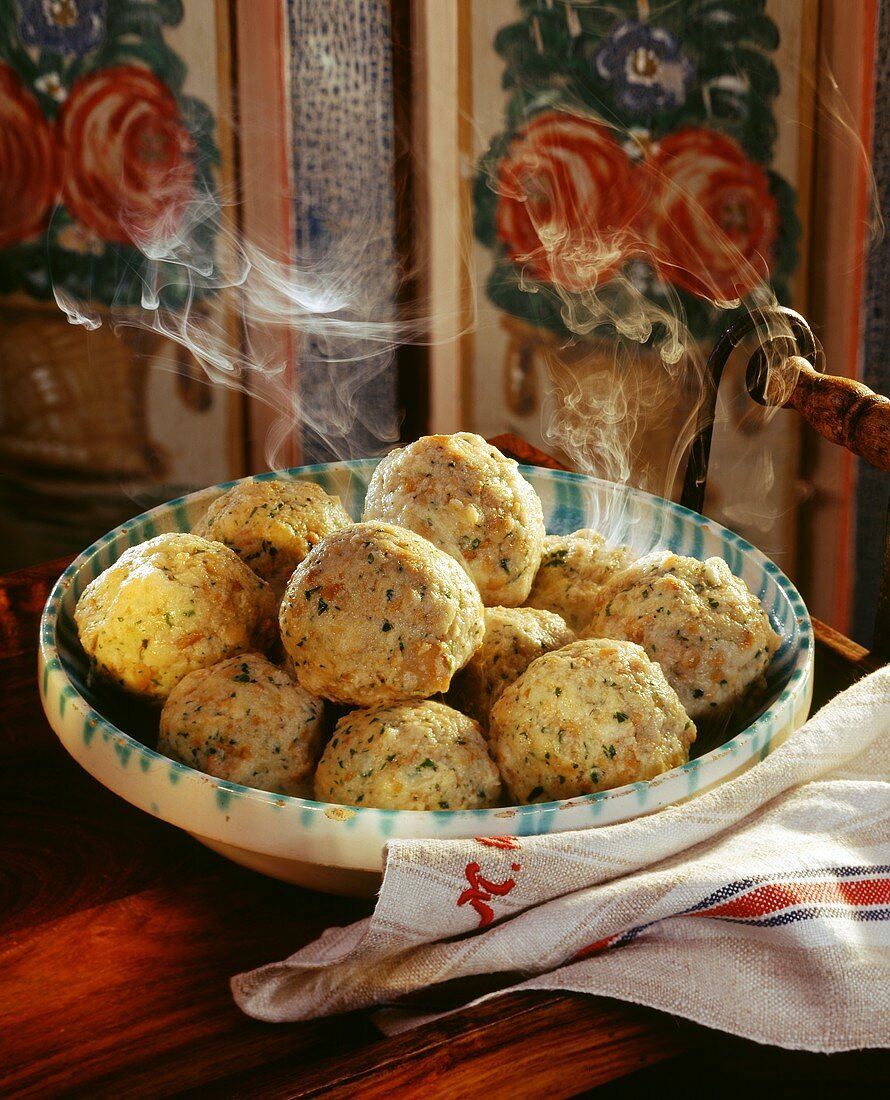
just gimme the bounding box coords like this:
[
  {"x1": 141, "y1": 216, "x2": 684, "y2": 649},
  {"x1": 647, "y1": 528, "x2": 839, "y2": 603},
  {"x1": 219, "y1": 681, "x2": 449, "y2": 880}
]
[{"x1": 753, "y1": 355, "x2": 890, "y2": 472}]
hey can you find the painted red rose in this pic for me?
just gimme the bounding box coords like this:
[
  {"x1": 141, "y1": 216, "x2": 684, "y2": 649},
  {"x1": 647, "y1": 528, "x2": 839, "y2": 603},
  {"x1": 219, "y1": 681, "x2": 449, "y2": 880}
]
[
  {"x1": 495, "y1": 111, "x2": 645, "y2": 292},
  {"x1": 646, "y1": 128, "x2": 779, "y2": 303},
  {"x1": 0, "y1": 64, "x2": 58, "y2": 249},
  {"x1": 58, "y1": 66, "x2": 195, "y2": 246}
]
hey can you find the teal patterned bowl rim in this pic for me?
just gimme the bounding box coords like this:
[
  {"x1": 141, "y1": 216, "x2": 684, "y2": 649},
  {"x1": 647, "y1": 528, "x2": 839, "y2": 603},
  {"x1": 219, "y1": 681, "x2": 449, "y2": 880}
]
[{"x1": 38, "y1": 460, "x2": 814, "y2": 851}]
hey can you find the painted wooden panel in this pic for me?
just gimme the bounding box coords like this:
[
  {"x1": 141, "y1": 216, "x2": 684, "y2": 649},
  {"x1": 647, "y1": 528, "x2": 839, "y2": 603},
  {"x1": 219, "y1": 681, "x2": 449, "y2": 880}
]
[
  {"x1": 458, "y1": 0, "x2": 818, "y2": 575},
  {"x1": 0, "y1": 0, "x2": 240, "y2": 569},
  {"x1": 805, "y1": 0, "x2": 879, "y2": 632}
]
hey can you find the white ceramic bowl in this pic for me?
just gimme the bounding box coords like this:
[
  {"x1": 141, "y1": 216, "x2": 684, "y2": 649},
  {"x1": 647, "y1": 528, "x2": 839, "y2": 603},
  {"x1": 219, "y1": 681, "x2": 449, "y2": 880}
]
[{"x1": 39, "y1": 461, "x2": 813, "y2": 896}]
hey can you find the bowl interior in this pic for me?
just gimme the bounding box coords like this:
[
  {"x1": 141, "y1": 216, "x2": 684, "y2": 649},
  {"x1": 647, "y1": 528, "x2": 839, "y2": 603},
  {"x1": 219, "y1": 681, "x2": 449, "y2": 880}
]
[{"x1": 40, "y1": 461, "x2": 813, "y2": 864}]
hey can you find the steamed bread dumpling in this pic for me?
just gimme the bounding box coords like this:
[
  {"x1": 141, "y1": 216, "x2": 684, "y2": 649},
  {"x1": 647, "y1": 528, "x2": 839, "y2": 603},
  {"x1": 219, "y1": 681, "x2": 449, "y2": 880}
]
[
  {"x1": 450, "y1": 605, "x2": 575, "y2": 730},
  {"x1": 489, "y1": 638, "x2": 695, "y2": 803},
  {"x1": 524, "y1": 529, "x2": 636, "y2": 632},
  {"x1": 279, "y1": 521, "x2": 485, "y2": 706},
  {"x1": 158, "y1": 653, "x2": 324, "y2": 796},
  {"x1": 192, "y1": 477, "x2": 353, "y2": 599},
  {"x1": 74, "y1": 532, "x2": 276, "y2": 700},
  {"x1": 584, "y1": 551, "x2": 781, "y2": 721},
  {"x1": 314, "y1": 700, "x2": 501, "y2": 810},
  {"x1": 362, "y1": 433, "x2": 546, "y2": 606}
]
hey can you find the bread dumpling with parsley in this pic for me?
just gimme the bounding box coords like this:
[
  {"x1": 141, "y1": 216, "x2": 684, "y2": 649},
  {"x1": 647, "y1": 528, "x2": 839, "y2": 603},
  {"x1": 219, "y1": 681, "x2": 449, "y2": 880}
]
[
  {"x1": 314, "y1": 700, "x2": 501, "y2": 810},
  {"x1": 362, "y1": 433, "x2": 546, "y2": 606},
  {"x1": 192, "y1": 477, "x2": 353, "y2": 601},
  {"x1": 74, "y1": 532, "x2": 276, "y2": 701},
  {"x1": 583, "y1": 551, "x2": 781, "y2": 722},
  {"x1": 524, "y1": 529, "x2": 635, "y2": 632},
  {"x1": 158, "y1": 653, "x2": 325, "y2": 796},
  {"x1": 489, "y1": 638, "x2": 695, "y2": 804},
  {"x1": 279, "y1": 521, "x2": 485, "y2": 707},
  {"x1": 449, "y1": 605, "x2": 575, "y2": 731}
]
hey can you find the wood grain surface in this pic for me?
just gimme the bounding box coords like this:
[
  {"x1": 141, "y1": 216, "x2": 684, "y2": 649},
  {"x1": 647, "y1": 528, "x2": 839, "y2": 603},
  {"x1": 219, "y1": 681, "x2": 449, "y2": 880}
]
[
  {"x1": 0, "y1": 535, "x2": 683, "y2": 1098},
  {"x1": 749, "y1": 356, "x2": 890, "y2": 472},
  {"x1": 2, "y1": 438, "x2": 884, "y2": 1098}
]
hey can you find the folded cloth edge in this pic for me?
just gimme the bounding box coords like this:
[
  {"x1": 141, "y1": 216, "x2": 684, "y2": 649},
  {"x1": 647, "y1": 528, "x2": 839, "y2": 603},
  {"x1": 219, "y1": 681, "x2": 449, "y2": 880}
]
[{"x1": 231, "y1": 666, "x2": 890, "y2": 1049}]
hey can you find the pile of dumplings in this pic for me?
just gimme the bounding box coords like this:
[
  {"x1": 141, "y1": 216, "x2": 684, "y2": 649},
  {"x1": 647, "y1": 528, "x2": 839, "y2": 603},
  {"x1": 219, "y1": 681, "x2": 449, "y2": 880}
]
[{"x1": 74, "y1": 433, "x2": 781, "y2": 811}]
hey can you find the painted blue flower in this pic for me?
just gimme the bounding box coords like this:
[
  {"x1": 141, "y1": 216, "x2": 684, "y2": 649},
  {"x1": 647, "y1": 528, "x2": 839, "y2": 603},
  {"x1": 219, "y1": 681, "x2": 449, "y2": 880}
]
[
  {"x1": 594, "y1": 20, "x2": 694, "y2": 114},
  {"x1": 19, "y1": 0, "x2": 107, "y2": 56}
]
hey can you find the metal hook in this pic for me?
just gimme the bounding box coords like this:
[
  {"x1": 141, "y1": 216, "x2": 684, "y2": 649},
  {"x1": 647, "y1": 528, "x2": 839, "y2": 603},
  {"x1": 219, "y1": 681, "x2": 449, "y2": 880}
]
[{"x1": 679, "y1": 306, "x2": 818, "y2": 514}]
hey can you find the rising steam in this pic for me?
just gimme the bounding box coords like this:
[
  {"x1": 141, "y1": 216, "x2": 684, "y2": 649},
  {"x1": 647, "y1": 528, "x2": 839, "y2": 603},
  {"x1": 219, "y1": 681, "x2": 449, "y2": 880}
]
[
  {"x1": 46, "y1": 95, "x2": 793, "y2": 518},
  {"x1": 46, "y1": 10, "x2": 879, "y2": 553},
  {"x1": 51, "y1": 180, "x2": 432, "y2": 465}
]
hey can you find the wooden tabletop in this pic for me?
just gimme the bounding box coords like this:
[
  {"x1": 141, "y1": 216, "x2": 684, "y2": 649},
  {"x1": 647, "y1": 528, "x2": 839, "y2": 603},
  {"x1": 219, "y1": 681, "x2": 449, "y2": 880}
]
[{"x1": 2, "y1": 435, "x2": 886, "y2": 1098}]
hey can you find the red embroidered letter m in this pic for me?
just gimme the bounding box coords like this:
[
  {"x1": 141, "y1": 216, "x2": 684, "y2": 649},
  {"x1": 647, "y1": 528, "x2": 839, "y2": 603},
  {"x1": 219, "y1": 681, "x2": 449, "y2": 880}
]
[{"x1": 457, "y1": 860, "x2": 521, "y2": 927}]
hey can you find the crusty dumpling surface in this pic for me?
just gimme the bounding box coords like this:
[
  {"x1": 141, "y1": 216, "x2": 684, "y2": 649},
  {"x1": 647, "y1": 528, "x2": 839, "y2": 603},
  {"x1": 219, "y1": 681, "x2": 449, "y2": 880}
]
[
  {"x1": 490, "y1": 638, "x2": 696, "y2": 803},
  {"x1": 279, "y1": 521, "x2": 485, "y2": 706},
  {"x1": 74, "y1": 532, "x2": 276, "y2": 700},
  {"x1": 314, "y1": 700, "x2": 502, "y2": 810},
  {"x1": 524, "y1": 529, "x2": 636, "y2": 632},
  {"x1": 158, "y1": 653, "x2": 324, "y2": 796},
  {"x1": 362, "y1": 433, "x2": 545, "y2": 606},
  {"x1": 192, "y1": 477, "x2": 352, "y2": 599},
  {"x1": 584, "y1": 551, "x2": 782, "y2": 720},
  {"x1": 450, "y1": 606, "x2": 575, "y2": 730}
]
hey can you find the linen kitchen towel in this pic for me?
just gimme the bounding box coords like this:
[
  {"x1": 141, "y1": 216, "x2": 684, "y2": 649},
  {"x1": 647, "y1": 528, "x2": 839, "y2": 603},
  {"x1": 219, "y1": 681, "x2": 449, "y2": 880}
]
[{"x1": 232, "y1": 666, "x2": 890, "y2": 1052}]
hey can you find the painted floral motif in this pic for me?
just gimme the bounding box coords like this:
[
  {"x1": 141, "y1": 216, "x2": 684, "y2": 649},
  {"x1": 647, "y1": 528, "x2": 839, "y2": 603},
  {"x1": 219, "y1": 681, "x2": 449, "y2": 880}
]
[
  {"x1": 492, "y1": 111, "x2": 778, "y2": 305},
  {"x1": 34, "y1": 70, "x2": 67, "y2": 101},
  {"x1": 647, "y1": 128, "x2": 779, "y2": 302},
  {"x1": 593, "y1": 20, "x2": 694, "y2": 114},
  {"x1": 18, "y1": 0, "x2": 106, "y2": 57},
  {"x1": 0, "y1": 0, "x2": 218, "y2": 307},
  {"x1": 56, "y1": 220, "x2": 104, "y2": 255},
  {"x1": 58, "y1": 66, "x2": 196, "y2": 246},
  {"x1": 474, "y1": 1, "x2": 799, "y2": 341},
  {"x1": 0, "y1": 63, "x2": 58, "y2": 249},
  {"x1": 495, "y1": 111, "x2": 646, "y2": 292}
]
